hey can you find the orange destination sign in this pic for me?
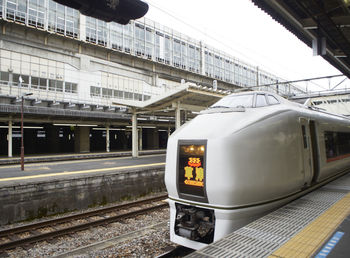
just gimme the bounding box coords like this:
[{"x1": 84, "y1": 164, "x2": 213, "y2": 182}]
[{"x1": 184, "y1": 157, "x2": 204, "y2": 187}]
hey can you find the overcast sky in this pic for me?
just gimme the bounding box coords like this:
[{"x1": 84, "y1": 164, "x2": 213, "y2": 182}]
[{"x1": 144, "y1": 0, "x2": 347, "y2": 91}]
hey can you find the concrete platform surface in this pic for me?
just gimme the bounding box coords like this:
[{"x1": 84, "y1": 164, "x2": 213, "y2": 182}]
[
  {"x1": 0, "y1": 153, "x2": 165, "y2": 186},
  {"x1": 0, "y1": 149, "x2": 166, "y2": 165},
  {"x1": 187, "y1": 172, "x2": 350, "y2": 258}
]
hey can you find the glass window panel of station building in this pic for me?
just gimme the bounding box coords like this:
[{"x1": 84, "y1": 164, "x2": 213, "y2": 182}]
[
  {"x1": 164, "y1": 35, "x2": 172, "y2": 65},
  {"x1": 224, "y1": 60, "x2": 233, "y2": 83},
  {"x1": 123, "y1": 23, "x2": 133, "y2": 53},
  {"x1": 213, "y1": 55, "x2": 223, "y2": 81},
  {"x1": 97, "y1": 20, "x2": 108, "y2": 46},
  {"x1": 48, "y1": 1, "x2": 78, "y2": 37},
  {"x1": 155, "y1": 31, "x2": 172, "y2": 64},
  {"x1": 65, "y1": 7, "x2": 79, "y2": 38},
  {"x1": 28, "y1": 0, "x2": 45, "y2": 29},
  {"x1": 234, "y1": 64, "x2": 246, "y2": 86},
  {"x1": 173, "y1": 39, "x2": 181, "y2": 68},
  {"x1": 145, "y1": 27, "x2": 153, "y2": 60},
  {"x1": 188, "y1": 45, "x2": 196, "y2": 72},
  {"x1": 247, "y1": 68, "x2": 257, "y2": 87},
  {"x1": 135, "y1": 23, "x2": 145, "y2": 56},
  {"x1": 6, "y1": 0, "x2": 22, "y2": 22},
  {"x1": 110, "y1": 22, "x2": 123, "y2": 51},
  {"x1": 205, "y1": 52, "x2": 214, "y2": 77},
  {"x1": 86, "y1": 17, "x2": 97, "y2": 43},
  {"x1": 155, "y1": 31, "x2": 164, "y2": 62}
]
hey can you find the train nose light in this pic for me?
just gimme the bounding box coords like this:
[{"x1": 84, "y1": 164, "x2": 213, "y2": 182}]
[{"x1": 176, "y1": 212, "x2": 186, "y2": 220}]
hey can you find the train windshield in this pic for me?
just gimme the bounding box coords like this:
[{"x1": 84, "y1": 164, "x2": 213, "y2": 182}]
[{"x1": 211, "y1": 94, "x2": 254, "y2": 108}]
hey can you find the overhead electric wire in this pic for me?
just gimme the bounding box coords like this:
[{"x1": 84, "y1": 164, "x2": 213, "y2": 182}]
[
  {"x1": 146, "y1": 1, "x2": 280, "y2": 72},
  {"x1": 256, "y1": 74, "x2": 345, "y2": 87},
  {"x1": 146, "y1": 0, "x2": 329, "y2": 90}
]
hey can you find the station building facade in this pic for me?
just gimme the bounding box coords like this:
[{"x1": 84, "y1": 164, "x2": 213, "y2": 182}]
[{"x1": 0, "y1": 0, "x2": 304, "y2": 156}]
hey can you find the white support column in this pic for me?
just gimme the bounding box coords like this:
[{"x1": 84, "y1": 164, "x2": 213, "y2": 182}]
[
  {"x1": 138, "y1": 128, "x2": 143, "y2": 151},
  {"x1": 168, "y1": 126, "x2": 171, "y2": 138},
  {"x1": 132, "y1": 110, "x2": 138, "y2": 158},
  {"x1": 79, "y1": 14, "x2": 86, "y2": 41},
  {"x1": 8, "y1": 119, "x2": 12, "y2": 158},
  {"x1": 175, "y1": 102, "x2": 181, "y2": 130},
  {"x1": 106, "y1": 125, "x2": 110, "y2": 152}
]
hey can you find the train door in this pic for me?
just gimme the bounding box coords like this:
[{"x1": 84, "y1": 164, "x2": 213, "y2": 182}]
[
  {"x1": 299, "y1": 118, "x2": 313, "y2": 186},
  {"x1": 309, "y1": 120, "x2": 320, "y2": 183}
]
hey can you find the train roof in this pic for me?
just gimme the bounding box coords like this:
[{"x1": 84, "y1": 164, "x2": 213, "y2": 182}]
[{"x1": 204, "y1": 91, "x2": 350, "y2": 121}]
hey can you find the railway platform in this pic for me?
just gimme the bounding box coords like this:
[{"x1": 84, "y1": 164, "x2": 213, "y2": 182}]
[
  {"x1": 0, "y1": 149, "x2": 166, "y2": 165},
  {"x1": 0, "y1": 153, "x2": 166, "y2": 226},
  {"x1": 188, "y1": 172, "x2": 350, "y2": 258}
]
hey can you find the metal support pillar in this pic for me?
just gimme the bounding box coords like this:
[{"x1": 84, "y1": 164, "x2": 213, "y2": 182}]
[
  {"x1": 132, "y1": 110, "x2": 138, "y2": 158},
  {"x1": 8, "y1": 118, "x2": 12, "y2": 158},
  {"x1": 106, "y1": 125, "x2": 110, "y2": 152},
  {"x1": 20, "y1": 96, "x2": 24, "y2": 170}
]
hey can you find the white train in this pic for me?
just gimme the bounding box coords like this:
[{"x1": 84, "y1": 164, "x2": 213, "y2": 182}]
[{"x1": 165, "y1": 91, "x2": 350, "y2": 250}]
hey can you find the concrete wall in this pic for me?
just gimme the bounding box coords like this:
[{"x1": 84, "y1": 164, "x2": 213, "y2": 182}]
[
  {"x1": 74, "y1": 126, "x2": 90, "y2": 153},
  {"x1": 0, "y1": 168, "x2": 165, "y2": 226}
]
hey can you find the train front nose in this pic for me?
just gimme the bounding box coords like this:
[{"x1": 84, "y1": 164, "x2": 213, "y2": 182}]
[{"x1": 173, "y1": 141, "x2": 216, "y2": 243}]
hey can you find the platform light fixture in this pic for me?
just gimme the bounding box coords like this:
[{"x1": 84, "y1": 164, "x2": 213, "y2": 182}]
[
  {"x1": 126, "y1": 125, "x2": 156, "y2": 128},
  {"x1": 53, "y1": 124, "x2": 98, "y2": 127},
  {"x1": 92, "y1": 128, "x2": 124, "y2": 131},
  {"x1": 0, "y1": 126, "x2": 43, "y2": 129}
]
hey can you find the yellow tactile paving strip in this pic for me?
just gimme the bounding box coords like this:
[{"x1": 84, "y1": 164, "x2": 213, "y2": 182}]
[{"x1": 269, "y1": 192, "x2": 350, "y2": 258}]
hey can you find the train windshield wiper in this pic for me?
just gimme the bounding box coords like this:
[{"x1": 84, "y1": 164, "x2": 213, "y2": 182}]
[{"x1": 209, "y1": 105, "x2": 230, "y2": 109}]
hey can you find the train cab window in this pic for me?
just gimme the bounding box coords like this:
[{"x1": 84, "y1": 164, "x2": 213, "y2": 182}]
[
  {"x1": 255, "y1": 94, "x2": 268, "y2": 107},
  {"x1": 267, "y1": 95, "x2": 280, "y2": 105},
  {"x1": 210, "y1": 94, "x2": 254, "y2": 108}
]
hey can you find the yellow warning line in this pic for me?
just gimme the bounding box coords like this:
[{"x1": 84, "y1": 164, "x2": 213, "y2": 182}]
[
  {"x1": 269, "y1": 192, "x2": 350, "y2": 258},
  {"x1": 0, "y1": 162, "x2": 166, "y2": 182}
]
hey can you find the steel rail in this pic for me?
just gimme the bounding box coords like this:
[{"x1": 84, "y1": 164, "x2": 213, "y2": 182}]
[
  {"x1": 0, "y1": 194, "x2": 167, "y2": 238},
  {"x1": 0, "y1": 194, "x2": 168, "y2": 252}
]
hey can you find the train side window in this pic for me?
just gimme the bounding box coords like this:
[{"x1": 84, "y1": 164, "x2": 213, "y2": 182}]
[
  {"x1": 256, "y1": 94, "x2": 268, "y2": 107},
  {"x1": 267, "y1": 95, "x2": 279, "y2": 105},
  {"x1": 325, "y1": 131, "x2": 350, "y2": 160},
  {"x1": 302, "y1": 126, "x2": 307, "y2": 148}
]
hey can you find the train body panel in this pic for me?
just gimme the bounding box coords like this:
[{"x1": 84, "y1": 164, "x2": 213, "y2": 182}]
[{"x1": 165, "y1": 91, "x2": 350, "y2": 249}]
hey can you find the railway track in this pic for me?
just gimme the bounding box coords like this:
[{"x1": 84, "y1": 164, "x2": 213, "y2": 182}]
[{"x1": 0, "y1": 194, "x2": 168, "y2": 253}]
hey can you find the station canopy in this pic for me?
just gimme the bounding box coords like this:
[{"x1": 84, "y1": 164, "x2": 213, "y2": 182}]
[
  {"x1": 252, "y1": 0, "x2": 350, "y2": 79},
  {"x1": 112, "y1": 83, "x2": 229, "y2": 117}
]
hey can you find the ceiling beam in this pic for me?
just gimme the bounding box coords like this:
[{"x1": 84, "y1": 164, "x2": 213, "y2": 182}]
[{"x1": 302, "y1": 16, "x2": 350, "y2": 29}]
